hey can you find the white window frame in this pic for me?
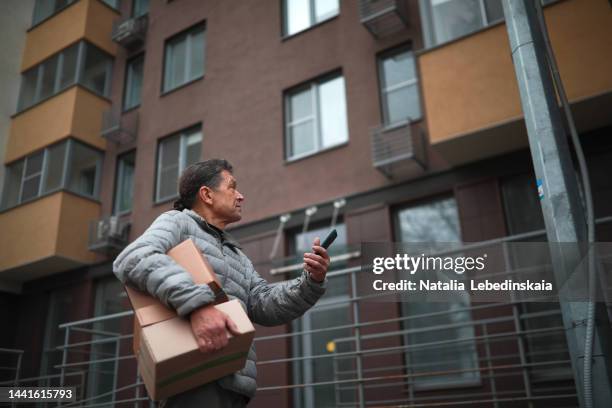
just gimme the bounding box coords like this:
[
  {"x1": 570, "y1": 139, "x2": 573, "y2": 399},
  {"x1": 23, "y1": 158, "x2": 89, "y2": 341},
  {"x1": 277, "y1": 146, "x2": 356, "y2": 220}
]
[
  {"x1": 285, "y1": 73, "x2": 348, "y2": 161},
  {"x1": 283, "y1": 0, "x2": 340, "y2": 37},
  {"x1": 163, "y1": 24, "x2": 206, "y2": 93},
  {"x1": 19, "y1": 152, "x2": 45, "y2": 202},
  {"x1": 155, "y1": 127, "x2": 202, "y2": 203}
]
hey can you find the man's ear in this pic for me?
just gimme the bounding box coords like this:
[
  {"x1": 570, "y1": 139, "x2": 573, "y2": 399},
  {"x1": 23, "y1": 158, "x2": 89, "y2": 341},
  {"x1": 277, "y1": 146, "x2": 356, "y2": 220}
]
[{"x1": 198, "y1": 185, "x2": 214, "y2": 206}]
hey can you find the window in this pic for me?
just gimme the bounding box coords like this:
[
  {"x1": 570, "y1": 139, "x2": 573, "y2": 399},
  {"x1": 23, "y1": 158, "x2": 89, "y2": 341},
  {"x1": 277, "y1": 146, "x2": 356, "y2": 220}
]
[
  {"x1": 163, "y1": 24, "x2": 205, "y2": 93},
  {"x1": 40, "y1": 288, "x2": 74, "y2": 379},
  {"x1": 67, "y1": 142, "x2": 102, "y2": 198},
  {"x1": 87, "y1": 277, "x2": 129, "y2": 403},
  {"x1": 155, "y1": 126, "x2": 202, "y2": 202},
  {"x1": 420, "y1": 0, "x2": 503, "y2": 46},
  {"x1": 32, "y1": 0, "x2": 75, "y2": 26},
  {"x1": 123, "y1": 55, "x2": 144, "y2": 110},
  {"x1": 283, "y1": 0, "x2": 339, "y2": 37},
  {"x1": 39, "y1": 55, "x2": 59, "y2": 100},
  {"x1": 285, "y1": 74, "x2": 348, "y2": 160},
  {"x1": 501, "y1": 173, "x2": 571, "y2": 381},
  {"x1": 0, "y1": 140, "x2": 103, "y2": 210},
  {"x1": 82, "y1": 45, "x2": 112, "y2": 96},
  {"x1": 43, "y1": 142, "x2": 67, "y2": 193},
  {"x1": 17, "y1": 42, "x2": 113, "y2": 112},
  {"x1": 501, "y1": 173, "x2": 545, "y2": 236},
  {"x1": 20, "y1": 152, "x2": 44, "y2": 202},
  {"x1": 420, "y1": 0, "x2": 555, "y2": 47},
  {"x1": 395, "y1": 197, "x2": 480, "y2": 389},
  {"x1": 1, "y1": 162, "x2": 25, "y2": 209},
  {"x1": 114, "y1": 151, "x2": 136, "y2": 215},
  {"x1": 132, "y1": 0, "x2": 149, "y2": 17},
  {"x1": 101, "y1": 0, "x2": 119, "y2": 9},
  {"x1": 290, "y1": 223, "x2": 351, "y2": 408},
  {"x1": 60, "y1": 44, "x2": 79, "y2": 89},
  {"x1": 378, "y1": 46, "x2": 421, "y2": 126},
  {"x1": 18, "y1": 43, "x2": 78, "y2": 111}
]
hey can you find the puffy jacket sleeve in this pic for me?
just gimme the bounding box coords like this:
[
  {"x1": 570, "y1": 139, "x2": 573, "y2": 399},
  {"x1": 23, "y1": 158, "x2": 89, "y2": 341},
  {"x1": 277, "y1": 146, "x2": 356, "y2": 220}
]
[
  {"x1": 247, "y1": 261, "x2": 327, "y2": 326},
  {"x1": 113, "y1": 211, "x2": 215, "y2": 317}
]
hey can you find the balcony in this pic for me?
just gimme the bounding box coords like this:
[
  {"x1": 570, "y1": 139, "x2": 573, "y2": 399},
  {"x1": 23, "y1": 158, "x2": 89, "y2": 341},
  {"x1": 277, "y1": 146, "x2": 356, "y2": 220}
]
[
  {"x1": 417, "y1": 0, "x2": 612, "y2": 166},
  {"x1": 358, "y1": 0, "x2": 409, "y2": 38},
  {"x1": 370, "y1": 123, "x2": 426, "y2": 179},
  {"x1": 0, "y1": 192, "x2": 101, "y2": 281},
  {"x1": 101, "y1": 108, "x2": 139, "y2": 144},
  {"x1": 112, "y1": 14, "x2": 148, "y2": 49},
  {"x1": 7, "y1": 87, "x2": 109, "y2": 163},
  {"x1": 88, "y1": 215, "x2": 130, "y2": 254},
  {"x1": 22, "y1": 0, "x2": 117, "y2": 72}
]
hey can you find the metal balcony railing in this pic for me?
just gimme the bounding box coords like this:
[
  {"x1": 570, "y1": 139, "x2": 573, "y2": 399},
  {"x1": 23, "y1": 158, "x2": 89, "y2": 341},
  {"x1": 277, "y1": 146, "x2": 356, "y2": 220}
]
[
  {"x1": 88, "y1": 215, "x2": 131, "y2": 254},
  {"x1": 37, "y1": 216, "x2": 612, "y2": 407},
  {"x1": 100, "y1": 107, "x2": 138, "y2": 144},
  {"x1": 112, "y1": 14, "x2": 148, "y2": 49},
  {"x1": 359, "y1": 0, "x2": 409, "y2": 38},
  {"x1": 0, "y1": 348, "x2": 23, "y2": 386},
  {"x1": 370, "y1": 122, "x2": 426, "y2": 179}
]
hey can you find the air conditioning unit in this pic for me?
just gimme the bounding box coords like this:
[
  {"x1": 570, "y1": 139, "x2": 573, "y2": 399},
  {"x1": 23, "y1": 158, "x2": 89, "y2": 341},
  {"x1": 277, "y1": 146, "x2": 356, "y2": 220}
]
[
  {"x1": 115, "y1": 18, "x2": 137, "y2": 42},
  {"x1": 97, "y1": 216, "x2": 122, "y2": 241},
  {"x1": 89, "y1": 216, "x2": 130, "y2": 253},
  {"x1": 112, "y1": 15, "x2": 148, "y2": 48},
  {"x1": 359, "y1": 0, "x2": 409, "y2": 38}
]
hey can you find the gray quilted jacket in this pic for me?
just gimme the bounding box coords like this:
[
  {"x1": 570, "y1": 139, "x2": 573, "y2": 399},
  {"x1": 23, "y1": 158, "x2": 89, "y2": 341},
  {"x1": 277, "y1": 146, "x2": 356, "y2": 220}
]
[{"x1": 112, "y1": 209, "x2": 327, "y2": 399}]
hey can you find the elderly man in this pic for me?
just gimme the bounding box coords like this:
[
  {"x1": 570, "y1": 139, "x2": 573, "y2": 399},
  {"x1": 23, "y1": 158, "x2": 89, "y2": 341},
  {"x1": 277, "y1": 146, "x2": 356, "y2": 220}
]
[{"x1": 113, "y1": 159, "x2": 330, "y2": 407}]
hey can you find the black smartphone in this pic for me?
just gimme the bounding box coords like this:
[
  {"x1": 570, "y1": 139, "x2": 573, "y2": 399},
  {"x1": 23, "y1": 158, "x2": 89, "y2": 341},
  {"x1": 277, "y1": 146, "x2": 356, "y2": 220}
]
[{"x1": 321, "y1": 229, "x2": 338, "y2": 249}]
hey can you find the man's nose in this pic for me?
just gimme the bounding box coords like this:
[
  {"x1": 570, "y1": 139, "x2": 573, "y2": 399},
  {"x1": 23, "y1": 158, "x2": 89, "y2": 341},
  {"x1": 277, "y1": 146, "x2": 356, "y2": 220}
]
[{"x1": 237, "y1": 191, "x2": 245, "y2": 201}]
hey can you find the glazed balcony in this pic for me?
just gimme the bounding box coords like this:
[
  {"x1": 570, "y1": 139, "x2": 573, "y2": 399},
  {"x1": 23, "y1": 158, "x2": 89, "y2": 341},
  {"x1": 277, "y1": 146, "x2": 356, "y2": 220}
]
[
  {"x1": 418, "y1": 0, "x2": 612, "y2": 165},
  {"x1": 22, "y1": 0, "x2": 117, "y2": 72},
  {"x1": 0, "y1": 192, "x2": 101, "y2": 281},
  {"x1": 7, "y1": 87, "x2": 110, "y2": 163}
]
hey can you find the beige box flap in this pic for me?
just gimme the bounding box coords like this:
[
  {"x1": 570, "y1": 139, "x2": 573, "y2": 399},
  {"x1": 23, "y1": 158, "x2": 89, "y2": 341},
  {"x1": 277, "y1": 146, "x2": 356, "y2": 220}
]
[
  {"x1": 167, "y1": 239, "x2": 222, "y2": 287},
  {"x1": 125, "y1": 238, "x2": 225, "y2": 328},
  {"x1": 126, "y1": 286, "x2": 175, "y2": 327}
]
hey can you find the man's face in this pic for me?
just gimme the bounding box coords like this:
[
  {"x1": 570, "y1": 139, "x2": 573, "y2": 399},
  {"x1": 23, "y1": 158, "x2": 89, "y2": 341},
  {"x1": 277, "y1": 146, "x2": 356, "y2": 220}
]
[{"x1": 209, "y1": 170, "x2": 244, "y2": 224}]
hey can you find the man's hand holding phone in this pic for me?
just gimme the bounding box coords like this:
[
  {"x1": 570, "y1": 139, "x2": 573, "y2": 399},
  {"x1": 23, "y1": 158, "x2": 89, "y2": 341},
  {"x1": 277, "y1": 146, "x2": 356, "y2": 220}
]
[{"x1": 303, "y1": 229, "x2": 336, "y2": 283}]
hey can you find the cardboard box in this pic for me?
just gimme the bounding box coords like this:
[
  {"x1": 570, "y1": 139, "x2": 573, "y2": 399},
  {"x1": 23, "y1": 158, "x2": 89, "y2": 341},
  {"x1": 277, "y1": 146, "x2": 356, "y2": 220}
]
[
  {"x1": 138, "y1": 300, "x2": 254, "y2": 400},
  {"x1": 125, "y1": 239, "x2": 255, "y2": 401}
]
